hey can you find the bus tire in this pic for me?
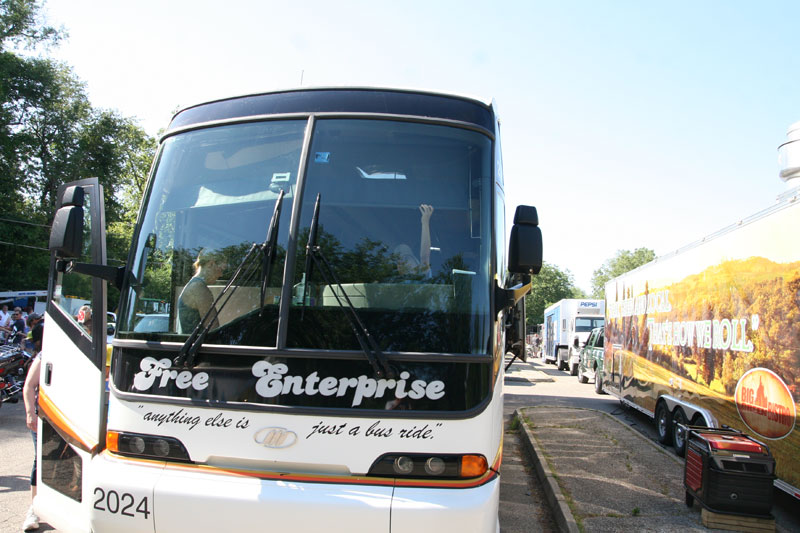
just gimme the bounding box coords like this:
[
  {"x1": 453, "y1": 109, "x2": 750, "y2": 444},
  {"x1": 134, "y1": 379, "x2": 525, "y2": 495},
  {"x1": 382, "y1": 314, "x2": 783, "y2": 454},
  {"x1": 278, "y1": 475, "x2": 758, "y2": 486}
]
[
  {"x1": 671, "y1": 408, "x2": 688, "y2": 457},
  {"x1": 655, "y1": 401, "x2": 671, "y2": 444}
]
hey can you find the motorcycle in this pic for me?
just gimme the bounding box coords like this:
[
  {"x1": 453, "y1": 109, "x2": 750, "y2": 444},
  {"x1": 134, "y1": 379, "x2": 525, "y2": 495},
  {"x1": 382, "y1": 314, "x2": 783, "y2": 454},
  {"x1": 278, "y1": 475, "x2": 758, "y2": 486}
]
[{"x1": 0, "y1": 344, "x2": 33, "y2": 408}]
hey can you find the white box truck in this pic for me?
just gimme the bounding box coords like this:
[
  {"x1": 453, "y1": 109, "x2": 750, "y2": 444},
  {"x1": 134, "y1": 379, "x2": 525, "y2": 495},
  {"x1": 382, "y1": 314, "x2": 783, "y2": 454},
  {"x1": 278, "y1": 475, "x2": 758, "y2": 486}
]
[
  {"x1": 542, "y1": 298, "x2": 605, "y2": 373},
  {"x1": 602, "y1": 121, "x2": 800, "y2": 499}
]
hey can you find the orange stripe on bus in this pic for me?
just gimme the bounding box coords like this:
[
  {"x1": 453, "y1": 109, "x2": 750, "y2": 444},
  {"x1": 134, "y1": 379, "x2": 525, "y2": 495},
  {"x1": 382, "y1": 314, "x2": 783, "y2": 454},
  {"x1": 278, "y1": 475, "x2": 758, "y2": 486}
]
[
  {"x1": 38, "y1": 389, "x2": 99, "y2": 454},
  {"x1": 102, "y1": 446, "x2": 502, "y2": 489}
]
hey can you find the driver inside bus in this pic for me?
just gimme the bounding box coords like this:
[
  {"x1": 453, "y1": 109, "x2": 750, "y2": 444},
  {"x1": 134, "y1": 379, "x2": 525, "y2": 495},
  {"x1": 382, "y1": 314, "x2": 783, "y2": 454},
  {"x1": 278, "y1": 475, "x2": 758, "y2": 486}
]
[
  {"x1": 393, "y1": 204, "x2": 434, "y2": 279},
  {"x1": 177, "y1": 249, "x2": 226, "y2": 334}
]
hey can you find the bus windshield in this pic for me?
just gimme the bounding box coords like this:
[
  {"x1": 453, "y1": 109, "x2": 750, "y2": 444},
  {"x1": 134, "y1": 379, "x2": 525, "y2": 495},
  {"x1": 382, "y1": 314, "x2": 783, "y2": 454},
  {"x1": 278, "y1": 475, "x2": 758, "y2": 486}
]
[{"x1": 117, "y1": 118, "x2": 493, "y2": 355}]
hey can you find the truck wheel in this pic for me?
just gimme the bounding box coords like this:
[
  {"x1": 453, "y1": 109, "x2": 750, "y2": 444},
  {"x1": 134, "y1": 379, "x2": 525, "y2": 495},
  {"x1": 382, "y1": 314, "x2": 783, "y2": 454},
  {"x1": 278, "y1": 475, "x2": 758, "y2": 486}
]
[
  {"x1": 577, "y1": 365, "x2": 588, "y2": 384},
  {"x1": 557, "y1": 350, "x2": 568, "y2": 371},
  {"x1": 594, "y1": 372, "x2": 605, "y2": 394},
  {"x1": 671, "y1": 408, "x2": 688, "y2": 457},
  {"x1": 569, "y1": 362, "x2": 578, "y2": 376},
  {"x1": 655, "y1": 402, "x2": 671, "y2": 444}
]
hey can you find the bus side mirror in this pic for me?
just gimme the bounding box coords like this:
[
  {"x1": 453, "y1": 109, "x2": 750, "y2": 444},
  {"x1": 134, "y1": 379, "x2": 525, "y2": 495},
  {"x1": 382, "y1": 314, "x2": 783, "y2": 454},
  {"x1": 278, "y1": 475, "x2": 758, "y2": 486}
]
[
  {"x1": 508, "y1": 205, "x2": 542, "y2": 275},
  {"x1": 49, "y1": 185, "x2": 85, "y2": 259}
]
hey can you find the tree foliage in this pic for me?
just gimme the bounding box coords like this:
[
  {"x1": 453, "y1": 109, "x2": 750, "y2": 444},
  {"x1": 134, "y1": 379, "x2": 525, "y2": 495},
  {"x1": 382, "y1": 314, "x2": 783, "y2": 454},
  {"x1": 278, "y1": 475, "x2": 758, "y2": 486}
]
[
  {"x1": 524, "y1": 262, "x2": 582, "y2": 328},
  {"x1": 590, "y1": 247, "x2": 656, "y2": 298},
  {"x1": 0, "y1": 0, "x2": 61, "y2": 50},
  {"x1": 0, "y1": 0, "x2": 155, "y2": 299}
]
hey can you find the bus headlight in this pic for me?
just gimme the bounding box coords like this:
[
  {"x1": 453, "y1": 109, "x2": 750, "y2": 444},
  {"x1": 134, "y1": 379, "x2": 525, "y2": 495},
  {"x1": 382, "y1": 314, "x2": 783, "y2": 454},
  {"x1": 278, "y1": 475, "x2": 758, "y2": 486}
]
[
  {"x1": 425, "y1": 456, "x2": 446, "y2": 475},
  {"x1": 368, "y1": 453, "x2": 488, "y2": 479},
  {"x1": 393, "y1": 456, "x2": 415, "y2": 475},
  {"x1": 107, "y1": 431, "x2": 192, "y2": 462}
]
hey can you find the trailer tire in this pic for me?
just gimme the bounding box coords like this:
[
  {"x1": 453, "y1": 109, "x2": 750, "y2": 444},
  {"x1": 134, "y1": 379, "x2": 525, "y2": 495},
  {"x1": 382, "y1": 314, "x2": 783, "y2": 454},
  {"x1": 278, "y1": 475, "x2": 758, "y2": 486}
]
[
  {"x1": 655, "y1": 402, "x2": 671, "y2": 444},
  {"x1": 690, "y1": 414, "x2": 707, "y2": 428},
  {"x1": 577, "y1": 365, "x2": 588, "y2": 384},
  {"x1": 671, "y1": 408, "x2": 688, "y2": 457},
  {"x1": 594, "y1": 371, "x2": 605, "y2": 394}
]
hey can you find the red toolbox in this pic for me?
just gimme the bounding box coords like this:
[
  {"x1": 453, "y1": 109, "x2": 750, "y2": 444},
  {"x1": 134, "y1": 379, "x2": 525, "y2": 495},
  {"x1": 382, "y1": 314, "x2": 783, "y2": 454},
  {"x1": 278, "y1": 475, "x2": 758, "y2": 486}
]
[{"x1": 683, "y1": 426, "x2": 775, "y2": 516}]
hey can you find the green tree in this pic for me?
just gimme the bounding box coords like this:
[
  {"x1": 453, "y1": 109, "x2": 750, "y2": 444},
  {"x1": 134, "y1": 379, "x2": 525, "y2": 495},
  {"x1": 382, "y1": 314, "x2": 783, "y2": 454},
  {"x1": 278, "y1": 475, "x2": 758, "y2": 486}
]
[
  {"x1": 590, "y1": 247, "x2": 656, "y2": 298},
  {"x1": 525, "y1": 262, "x2": 581, "y2": 328},
  {"x1": 0, "y1": 0, "x2": 61, "y2": 48},
  {"x1": 0, "y1": 0, "x2": 155, "y2": 298}
]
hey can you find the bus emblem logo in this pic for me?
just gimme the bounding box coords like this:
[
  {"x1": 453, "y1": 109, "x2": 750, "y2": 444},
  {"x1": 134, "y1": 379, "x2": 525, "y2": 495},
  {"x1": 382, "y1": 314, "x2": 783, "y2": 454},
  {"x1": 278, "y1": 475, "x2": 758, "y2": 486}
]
[{"x1": 254, "y1": 427, "x2": 298, "y2": 449}]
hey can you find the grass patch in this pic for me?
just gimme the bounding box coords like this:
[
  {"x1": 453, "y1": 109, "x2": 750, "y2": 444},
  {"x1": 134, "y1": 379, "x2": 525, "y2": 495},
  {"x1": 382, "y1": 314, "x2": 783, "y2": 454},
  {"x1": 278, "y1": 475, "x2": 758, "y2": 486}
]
[
  {"x1": 632, "y1": 507, "x2": 640, "y2": 516},
  {"x1": 509, "y1": 416, "x2": 520, "y2": 431}
]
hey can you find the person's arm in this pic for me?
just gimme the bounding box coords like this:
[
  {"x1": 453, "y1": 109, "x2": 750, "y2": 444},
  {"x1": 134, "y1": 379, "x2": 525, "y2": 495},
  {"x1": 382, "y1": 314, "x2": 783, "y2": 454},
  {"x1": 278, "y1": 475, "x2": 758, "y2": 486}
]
[
  {"x1": 419, "y1": 204, "x2": 434, "y2": 269},
  {"x1": 23, "y1": 356, "x2": 41, "y2": 432},
  {"x1": 194, "y1": 283, "x2": 220, "y2": 329}
]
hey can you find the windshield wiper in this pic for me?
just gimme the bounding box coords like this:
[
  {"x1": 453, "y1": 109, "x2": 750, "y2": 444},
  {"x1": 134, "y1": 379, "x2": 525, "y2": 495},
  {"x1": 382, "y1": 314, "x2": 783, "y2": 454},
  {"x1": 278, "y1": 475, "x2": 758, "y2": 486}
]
[
  {"x1": 174, "y1": 190, "x2": 285, "y2": 368},
  {"x1": 302, "y1": 194, "x2": 395, "y2": 379},
  {"x1": 260, "y1": 190, "x2": 284, "y2": 315}
]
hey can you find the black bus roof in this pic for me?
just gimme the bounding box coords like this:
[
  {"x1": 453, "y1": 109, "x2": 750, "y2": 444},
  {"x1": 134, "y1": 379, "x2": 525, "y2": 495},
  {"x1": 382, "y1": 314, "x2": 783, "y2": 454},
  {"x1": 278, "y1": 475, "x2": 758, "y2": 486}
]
[{"x1": 167, "y1": 87, "x2": 495, "y2": 134}]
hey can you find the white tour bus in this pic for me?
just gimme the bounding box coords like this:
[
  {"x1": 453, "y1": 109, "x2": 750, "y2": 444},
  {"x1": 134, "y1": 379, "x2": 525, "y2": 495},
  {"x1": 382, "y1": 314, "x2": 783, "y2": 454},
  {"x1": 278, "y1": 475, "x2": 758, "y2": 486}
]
[{"x1": 36, "y1": 88, "x2": 542, "y2": 532}]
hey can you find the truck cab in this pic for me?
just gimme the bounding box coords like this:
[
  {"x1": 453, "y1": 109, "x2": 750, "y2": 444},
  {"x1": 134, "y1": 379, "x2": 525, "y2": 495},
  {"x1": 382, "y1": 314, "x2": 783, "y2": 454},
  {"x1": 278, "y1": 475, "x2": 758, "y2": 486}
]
[
  {"x1": 567, "y1": 314, "x2": 605, "y2": 375},
  {"x1": 576, "y1": 326, "x2": 605, "y2": 393}
]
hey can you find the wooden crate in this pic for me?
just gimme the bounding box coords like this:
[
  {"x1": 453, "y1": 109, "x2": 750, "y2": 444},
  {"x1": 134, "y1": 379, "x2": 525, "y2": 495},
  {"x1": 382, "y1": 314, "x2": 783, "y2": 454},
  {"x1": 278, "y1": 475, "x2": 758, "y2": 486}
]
[{"x1": 701, "y1": 508, "x2": 775, "y2": 532}]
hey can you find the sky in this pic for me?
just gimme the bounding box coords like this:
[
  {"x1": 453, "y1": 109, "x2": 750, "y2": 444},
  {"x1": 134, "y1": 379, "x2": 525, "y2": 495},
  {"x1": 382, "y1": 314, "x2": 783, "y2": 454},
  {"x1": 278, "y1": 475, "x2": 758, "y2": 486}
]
[{"x1": 40, "y1": 0, "x2": 800, "y2": 293}]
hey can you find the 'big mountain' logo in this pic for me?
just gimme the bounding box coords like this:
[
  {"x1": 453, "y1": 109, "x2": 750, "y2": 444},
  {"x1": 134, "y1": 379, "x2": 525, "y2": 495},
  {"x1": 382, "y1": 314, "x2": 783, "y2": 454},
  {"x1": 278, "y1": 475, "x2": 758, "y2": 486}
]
[{"x1": 735, "y1": 368, "x2": 796, "y2": 439}]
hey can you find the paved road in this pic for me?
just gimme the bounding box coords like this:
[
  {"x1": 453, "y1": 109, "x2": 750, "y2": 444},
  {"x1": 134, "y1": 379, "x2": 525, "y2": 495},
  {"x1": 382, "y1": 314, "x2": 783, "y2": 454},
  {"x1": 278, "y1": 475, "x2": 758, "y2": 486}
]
[
  {"x1": 505, "y1": 354, "x2": 800, "y2": 532},
  {"x1": 0, "y1": 400, "x2": 53, "y2": 533}
]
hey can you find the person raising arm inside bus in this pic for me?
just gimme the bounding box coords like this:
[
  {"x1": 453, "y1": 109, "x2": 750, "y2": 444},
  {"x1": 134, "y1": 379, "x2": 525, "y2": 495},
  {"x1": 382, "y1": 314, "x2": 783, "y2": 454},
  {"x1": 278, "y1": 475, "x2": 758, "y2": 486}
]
[
  {"x1": 77, "y1": 305, "x2": 92, "y2": 337},
  {"x1": 393, "y1": 204, "x2": 434, "y2": 279},
  {"x1": 177, "y1": 249, "x2": 226, "y2": 334}
]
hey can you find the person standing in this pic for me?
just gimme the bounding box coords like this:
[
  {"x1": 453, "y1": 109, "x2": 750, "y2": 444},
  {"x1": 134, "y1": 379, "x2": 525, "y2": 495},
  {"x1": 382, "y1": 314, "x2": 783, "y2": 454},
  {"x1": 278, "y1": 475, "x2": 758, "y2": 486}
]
[
  {"x1": 25, "y1": 314, "x2": 43, "y2": 352},
  {"x1": 0, "y1": 304, "x2": 10, "y2": 341},
  {"x1": 22, "y1": 319, "x2": 44, "y2": 531},
  {"x1": 1, "y1": 309, "x2": 26, "y2": 344}
]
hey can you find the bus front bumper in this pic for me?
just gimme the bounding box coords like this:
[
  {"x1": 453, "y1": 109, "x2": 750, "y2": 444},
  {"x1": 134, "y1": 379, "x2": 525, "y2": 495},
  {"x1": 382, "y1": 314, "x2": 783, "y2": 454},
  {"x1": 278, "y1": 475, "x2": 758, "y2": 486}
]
[{"x1": 89, "y1": 452, "x2": 499, "y2": 533}]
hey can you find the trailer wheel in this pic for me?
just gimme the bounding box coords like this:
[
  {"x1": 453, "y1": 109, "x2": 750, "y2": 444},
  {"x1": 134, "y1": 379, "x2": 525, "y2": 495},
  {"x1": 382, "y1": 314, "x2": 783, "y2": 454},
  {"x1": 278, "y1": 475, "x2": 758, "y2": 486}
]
[
  {"x1": 690, "y1": 414, "x2": 707, "y2": 428},
  {"x1": 671, "y1": 408, "x2": 688, "y2": 457},
  {"x1": 577, "y1": 365, "x2": 588, "y2": 384},
  {"x1": 655, "y1": 402, "x2": 671, "y2": 444}
]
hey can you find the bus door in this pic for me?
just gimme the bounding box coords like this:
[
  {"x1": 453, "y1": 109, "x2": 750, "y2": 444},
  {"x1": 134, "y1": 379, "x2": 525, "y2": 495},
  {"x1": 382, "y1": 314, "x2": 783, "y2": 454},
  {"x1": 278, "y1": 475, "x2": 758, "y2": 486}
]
[{"x1": 37, "y1": 178, "x2": 109, "y2": 530}]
